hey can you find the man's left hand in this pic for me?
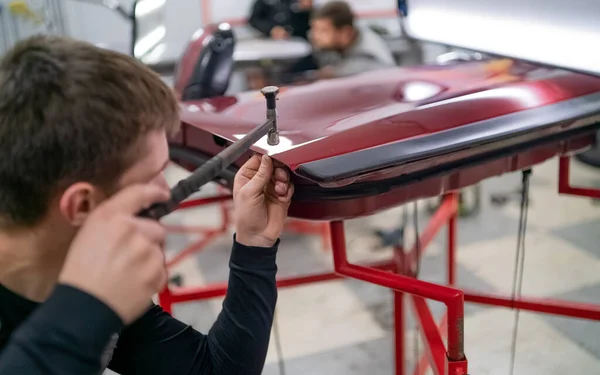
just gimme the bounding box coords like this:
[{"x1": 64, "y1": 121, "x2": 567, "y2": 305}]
[{"x1": 233, "y1": 155, "x2": 294, "y2": 248}]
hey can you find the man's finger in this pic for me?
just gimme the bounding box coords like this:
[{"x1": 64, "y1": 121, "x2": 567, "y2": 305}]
[
  {"x1": 243, "y1": 155, "x2": 274, "y2": 194},
  {"x1": 274, "y1": 181, "x2": 288, "y2": 196},
  {"x1": 274, "y1": 167, "x2": 288, "y2": 182},
  {"x1": 133, "y1": 218, "x2": 167, "y2": 244},
  {"x1": 236, "y1": 154, "x2": 262, "y2": 180},
  {"x1": 102, "y1": 184, "x2": 171, "y2": 215},
  {"x1": 278, "y1": 182, "x2": 295, "y2": 203}
]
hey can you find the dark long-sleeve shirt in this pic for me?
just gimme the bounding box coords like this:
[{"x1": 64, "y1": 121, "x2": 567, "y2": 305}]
[
  {"x1": 248, "y1": 0, "x2": 311, "y2": 40},
  {"x1": 0, "y1": 238, "x2": 278, "y2": 374}
]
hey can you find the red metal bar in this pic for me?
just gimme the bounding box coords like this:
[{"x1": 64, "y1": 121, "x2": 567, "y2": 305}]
[
  {"x1": 165, "y1": 195, "x2": 232, "y2": 268},
  {"x1": 158, "y1": 287, "x2": 175, "y2": 315},
  {"x1": 405, "y1": 195, "x2": 458, "y2": 375},
  {"x1": 394, "y1": 291, "x2": 405, "y2": 375},
  {"x1": 285, "y1": 219, "x2": 331, "y2": 251},
  {"x1": 166, "y1": 230, "x2": 223, "y2": 268},
  {"x1": 558, "y1": 156, "x2": 600, "y2": 199},
  {"x1": 404, "y1": 195, "x2": 459, "y2": 273},
  {"x1": 329, "y1": 219, "x2": 466, "y2": 363},
  {"x1": 158, "y1": 260, "x2": 397, "y2": 307},
  {"x1": 159, "y1": 168, "x2": 600, "y2": 375},
  {"x1": 464, "y1": 290, "x2": 600, "y2": 320},
  {"x1": 413, "y1": 313, "x2": 448, "y2": 375},
  {"x1": 447, "y1": 356, "x2": 469, "y2": 375},
  {"x1": 409, "y1": 296, "x2": 446, "y2": 375},
  {"x1": 447, "y1": 212, "x2": 457, "y2": 286},
  {"x1": 177, "y1": 195, "x2": 233, "y2": 210}
]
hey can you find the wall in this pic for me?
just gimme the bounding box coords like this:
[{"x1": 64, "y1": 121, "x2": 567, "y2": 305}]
[
  {"x1": 63, "y1": 0, "x2": 203, "y2": 58},
  {"x1": 0, "y1": 0, "x2": 66, "y2": 53},
  {"x1": 1, "y1": 0, "x2": 401, "y2": 61},
  {"x1": 208, "y1": 0, "x2": 398, "y2": 24},
  {"x1": 63, "y1": 0, "x2": 134, "y2": 52}
]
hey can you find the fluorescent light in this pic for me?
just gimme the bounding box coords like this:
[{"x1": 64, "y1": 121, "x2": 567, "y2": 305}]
[
  {"x1": 191, "y1": 28, "x2": 205, "y2": 41},
  {"x1": 135, "y1": 0, "x2": 166, "y2": 18},
  {"x1": 134, "y1": 25, "x2": 166, "y2": 57},
  {"x1": 407, "y1": 7, "x2": 600, "y2": 75},
  {"x1": 141, "y1": 43, "x2": 166, "y2": 64},
  {"x1": 402, "y1": 81, "x2": 443, "y2": 102}
]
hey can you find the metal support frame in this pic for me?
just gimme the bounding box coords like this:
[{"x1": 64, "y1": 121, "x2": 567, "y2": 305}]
[
  {"x1": 558, "y1": 156, "x2": 600, "y2": 199},
  {"x1": 159, "y1": 156, "x2": 600, "y2": 374},
  {"x1": 162, "y1": 193, "x2": 232, "y2": 269},
  {"x1": 159, "y1": 189, "x2": 331, "y2": 305}
]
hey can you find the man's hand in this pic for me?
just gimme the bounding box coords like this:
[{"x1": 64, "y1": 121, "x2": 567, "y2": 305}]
[
  {"x1": 233, "y1": 155, "x2": 294, "y2": 248},
  {"x1": 298, "y1": 0, "x2": 312, "y2": 10},
  {"x1": 59, "y1": 184, "x2": 170, "y2": 324},
  {"x1": 270, "y1": 26, "x2": 289, "y2": 40}
]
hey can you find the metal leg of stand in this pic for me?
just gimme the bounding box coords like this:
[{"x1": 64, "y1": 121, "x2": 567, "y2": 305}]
[{"x1": 394, "y1": 291, "x2": 405, "y2": 375}]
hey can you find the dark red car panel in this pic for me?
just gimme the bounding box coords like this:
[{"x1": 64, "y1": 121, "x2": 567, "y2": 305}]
[{"x1": 172, "y1": 59, "x2": 600, "y2": 220}]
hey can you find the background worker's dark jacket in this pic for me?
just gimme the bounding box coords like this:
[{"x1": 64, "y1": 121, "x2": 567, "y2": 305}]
[{"x1": 249, "y1": 0, "x2": 311, "y2": 40}]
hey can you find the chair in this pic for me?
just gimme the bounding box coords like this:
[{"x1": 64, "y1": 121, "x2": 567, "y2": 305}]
[{"x1": 181, "y1": 24, "x2": 236, "y2": 101}]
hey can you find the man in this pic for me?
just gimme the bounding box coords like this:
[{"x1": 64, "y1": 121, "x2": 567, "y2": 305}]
[
  {"x1": 0, "y1": 35, "x2": 293, "y2": 374},
  {"x1": 310, "y1": 1, "x2": 395, "y2": 78},
  {"x1": 249, "y1": 0, "x2": 313, "y2": 40}
]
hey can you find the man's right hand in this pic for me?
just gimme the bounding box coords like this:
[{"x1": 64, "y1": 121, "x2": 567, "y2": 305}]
[
  {"x1": 270, "y1": 26, "x2": 289, "y2": 40},
  {"x1": 58, "y1": 184, "x2": 170, "y2": 325}
]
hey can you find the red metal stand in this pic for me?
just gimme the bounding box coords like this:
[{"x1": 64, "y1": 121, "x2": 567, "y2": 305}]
[
  {"x1": 163, "y1": 194, "x2": 233, "y2": 269},
  {"x1": 163, "y1": 190, "x2": 330, "y2": 271},
  {"x1": 331, "y1": 195, "x2": 468, "y2": 375},
  {"x1": 159, "y1": 157, "x2": 600, "y2": 374},
  {"x1": 558, "y1": 156, "x2": 600, "y2": 199}
]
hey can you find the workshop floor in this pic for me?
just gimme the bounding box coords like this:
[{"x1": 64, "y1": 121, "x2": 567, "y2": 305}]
[{"x1": 107, "y1": 157, "x2": 600, "y2": 375}]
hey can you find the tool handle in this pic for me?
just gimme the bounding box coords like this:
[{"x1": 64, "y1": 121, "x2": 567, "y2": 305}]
[
  {"x1": 138, "y1": 155, "x2": 223, "y2": 219},
  {"x1": 138, "y1": 119, "x2": 274, "y2": 220}
]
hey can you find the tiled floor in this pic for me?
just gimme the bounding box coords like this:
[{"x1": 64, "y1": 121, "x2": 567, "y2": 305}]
[{"x1": 107, "y1": 156, "x2": 600, "y2": 375}]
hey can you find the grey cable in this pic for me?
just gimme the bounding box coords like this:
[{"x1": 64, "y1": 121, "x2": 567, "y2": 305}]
[
  {"x1": 412, "y1": 201, "x2": 422, "y2": 373},
  {"x1": 272, "y1": 307, "x2": 287, "y2": 375},
  {"x1": 509, "y1": 169, "x2": 532, "y2": 375}
]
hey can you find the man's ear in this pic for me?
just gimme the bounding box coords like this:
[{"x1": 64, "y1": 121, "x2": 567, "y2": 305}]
[{"x1": 58, "y1": 182, "x2": 107, "y2": 226}]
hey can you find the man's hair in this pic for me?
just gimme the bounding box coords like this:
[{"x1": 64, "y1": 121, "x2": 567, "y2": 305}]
[
  {"x1": 313, "y1": 1, "x2": 355, "y2": 29},
  {"x1": 0, "y1": 35, "x2": 179, "y2": 228}
]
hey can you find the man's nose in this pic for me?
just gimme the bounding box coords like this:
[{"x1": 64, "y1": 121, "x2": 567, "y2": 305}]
[{"x1": 154, "y1": 174, "x2": 170, "y2": 190}]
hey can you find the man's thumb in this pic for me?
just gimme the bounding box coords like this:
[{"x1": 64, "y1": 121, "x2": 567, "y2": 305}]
[{"x1": 245, "y1": 155, "x2": 273, "y2": 194}]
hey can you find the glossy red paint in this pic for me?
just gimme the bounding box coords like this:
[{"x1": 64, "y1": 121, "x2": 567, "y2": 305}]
[{"x1": 173, "y1": 60, "x2": 600, "y2": 220}]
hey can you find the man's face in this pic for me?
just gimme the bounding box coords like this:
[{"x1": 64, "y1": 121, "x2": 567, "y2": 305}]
[
  {"x1": 57, "y1": 130, "x2": 171, "y2": 232},
  {"x1": 117, "y1": 130, "x2": 171, "y2": 191},
  {"x1": 310, "y1": 18, "x2": 352, "y2": 51}
]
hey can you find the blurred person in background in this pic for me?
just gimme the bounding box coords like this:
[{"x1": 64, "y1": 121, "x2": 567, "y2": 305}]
[
  {"x1": 282, "y1": 0, "x2": 395, "y2": 83},
  {"x1": 310, "y1": 1, "x2": 395, "y2": 78},
  {"x1": 247, "y1": 1, "x2": 395, "y2": 89},
  {"x1": 249, "y1": 0, "x2": 313, "y2": 40}
]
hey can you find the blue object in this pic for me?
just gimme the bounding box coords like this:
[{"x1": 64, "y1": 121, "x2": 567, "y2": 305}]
[{"x1": 397, "y1": 0, "x2": 408, "y2": 16}]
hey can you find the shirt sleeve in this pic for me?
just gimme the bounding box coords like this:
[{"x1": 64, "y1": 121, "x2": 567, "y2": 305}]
[
  {"x1": 0, "y1": 285, "x2": 124, "y2": 375},
  {"x1": 248, "y1": 0, "x2": 278, "y2": 37},
  {"x1": 108, "y1": 236, "x2": 279, "y2": 375},
  {"x1": 334, "y1": 55, "x2": 392, "y2": 78}
]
